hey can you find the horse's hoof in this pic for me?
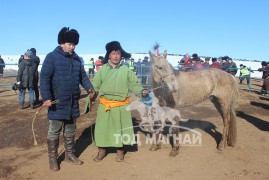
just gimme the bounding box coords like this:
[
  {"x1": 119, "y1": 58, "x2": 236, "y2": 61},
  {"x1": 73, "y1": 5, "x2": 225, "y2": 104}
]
[
  {"x1": 169, "y1": 147, "x2": 179, "y2": 157},
  {"x1": 149, "y1": 144, "x2": 161, "y2": 151},
  {"x1": 217, "y1": 141, "x2": 226, "y2": 151}
]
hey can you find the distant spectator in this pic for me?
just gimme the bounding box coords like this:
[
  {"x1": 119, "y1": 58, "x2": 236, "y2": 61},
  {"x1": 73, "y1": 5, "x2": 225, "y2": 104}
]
[
  {"x1": 129, "y1": 58, "x2": 135, "y2": 72},
  {"x1": 30, "y1": 48, "x2": 40, "y2": 103},
  {"x1": 191, "y1": 53, "x2": 203, "y2": 70},
  {"x1": 221, "y1": 56, "x2": 230, "y2": 72},
  {"x1": 203, "y1": 57, "x2": 210, "y2": 69},
  {"x1": 0, "y1": 55, "x2": 5, "y2": 78},
  {"x1": 88, "y1": 58, "x2": 95, "y2": 77},
  {"x1": 258, "y1": 61, "x2": 269, "y2": 95},
  {"x1": 18, "y1": 55, "x2": 24, "y2": 65},
  {"x1": 141, "y1": 56, "x2": 151, "y2": 85},
  {"x1": 95, "y1": 56, "x2": 104, "y2": 71},
  {"x1": 178, "y1": 58, "x2": 185, "y2": 70},
  {"x1": 136, "y1": 59, "x2": 141, "y2": 77},
  {"x1": 17, "y1": 50, "x2": 36, "y2": 109},
  {"x1": 227, "y1": 58, "x2": 238, "y2": 76},
  {"x1": 239, "y1": 64, "x2": 251, "y2": 85},
  {"x1": 210, "y1": 57, "x2": 220, "y2": 69}
]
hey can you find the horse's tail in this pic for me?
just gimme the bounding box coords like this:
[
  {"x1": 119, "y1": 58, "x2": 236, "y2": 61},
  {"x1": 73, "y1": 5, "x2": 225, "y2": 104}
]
[{"x1": 228, "y1": 82, "x2": 238, "y2": 147}]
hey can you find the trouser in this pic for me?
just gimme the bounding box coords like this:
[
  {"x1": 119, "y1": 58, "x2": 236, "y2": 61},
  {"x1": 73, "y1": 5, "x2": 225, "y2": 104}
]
[
  {"x1": 240, "y1": 75, "x2": 250, "y2": 84},
  {"x1": 0, "y1": 69, "x2": 3, "y2": 77},
  {"x1": 48, "y1": 120, "x2": 76, "y2": 139},
  {"x1": 19, "y1": 87, "x2": 35, "y2": 105},
  {"x1": 34, "y1": 73, "x2": 39, "y2": 101},
  {"x1": 261, "y1": 78, "x2": 269, "y2": 94},
  {"x1": 34, "y1": 84, "x2": 39, "y2": 101},
  {"x1": 89, "y1": 69, "x2": 95, "y2": 77}
]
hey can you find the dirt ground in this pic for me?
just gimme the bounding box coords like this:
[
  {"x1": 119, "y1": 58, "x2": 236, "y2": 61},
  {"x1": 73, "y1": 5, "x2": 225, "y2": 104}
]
[{"x1": 0, "y1": 76, "x2": 268, "y2": 180}]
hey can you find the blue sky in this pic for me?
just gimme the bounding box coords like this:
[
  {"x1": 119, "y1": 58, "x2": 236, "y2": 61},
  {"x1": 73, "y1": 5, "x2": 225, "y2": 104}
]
[{"x1": 1, "y1": 0, "x2": 268, "y2": 61}]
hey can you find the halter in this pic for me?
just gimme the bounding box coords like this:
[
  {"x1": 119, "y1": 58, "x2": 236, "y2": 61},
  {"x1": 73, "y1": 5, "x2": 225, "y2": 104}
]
[{"x1": 153, "y1": 64, "x2": 175, "y2": 82}]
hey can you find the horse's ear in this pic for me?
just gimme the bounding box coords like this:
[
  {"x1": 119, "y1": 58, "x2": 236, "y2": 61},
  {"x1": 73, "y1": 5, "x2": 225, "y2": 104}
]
[
  {"x1": 149, "y1": 51, "x2": 156, "y2": 62},
  {"x1": 163, "y1": 50, "x2": 167, "y2": 59}
]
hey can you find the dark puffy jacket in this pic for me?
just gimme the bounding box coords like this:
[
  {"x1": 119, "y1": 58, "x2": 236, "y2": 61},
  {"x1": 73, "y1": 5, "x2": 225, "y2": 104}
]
[
  {"x1": 30, "y1": 54, "x2": 40, "y2": 85},
  {"x1": 17, "y1": 59, "x2": 36, "y2": 88},
  {"x1": 40, "y1": 46, "x2": 92, "y2": 121}
]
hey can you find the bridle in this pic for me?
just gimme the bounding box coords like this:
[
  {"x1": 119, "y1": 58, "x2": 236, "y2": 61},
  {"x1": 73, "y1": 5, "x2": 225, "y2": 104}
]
[{"x1": 153, "y1": 64, "x2": 175, "y2": 82}]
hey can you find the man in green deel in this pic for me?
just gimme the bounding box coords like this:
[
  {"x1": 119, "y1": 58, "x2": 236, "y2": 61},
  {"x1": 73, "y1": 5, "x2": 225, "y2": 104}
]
[{"x1": 92, "y1": 41, "x2": 149, "y2": 162}]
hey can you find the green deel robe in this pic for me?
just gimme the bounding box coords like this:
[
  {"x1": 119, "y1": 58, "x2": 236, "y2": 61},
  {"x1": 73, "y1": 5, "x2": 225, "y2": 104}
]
[{"x1": 92, "y1": 63, "x2": 143, "y2": 147}]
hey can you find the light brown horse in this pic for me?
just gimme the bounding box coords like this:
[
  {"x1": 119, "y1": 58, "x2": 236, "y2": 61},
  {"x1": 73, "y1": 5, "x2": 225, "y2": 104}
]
[{"x1": 149, "y1": 50, "x2": 238, "y2": 156}]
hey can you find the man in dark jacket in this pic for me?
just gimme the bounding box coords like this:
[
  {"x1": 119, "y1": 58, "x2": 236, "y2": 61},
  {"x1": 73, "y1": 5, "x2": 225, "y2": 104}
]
[
  {"x1": 40, "y1": 27, "x2": 94, "y2": 171},
  {"x1": 221, "y1": 56, "x2": 230, "y2": 72},
  {"x1": 30, "y1": 48, "x2": 40, "y2": 103},
  {"x1": 227, "y1": 58, "x2": 238, "y2": 76},
  {"x1": 17, "y1": 50, "x2": 36, "y2": 109},
  {"x1": 141, "y1": 56, "x2": 151, "y2": 87},
  {"x1": 0, "y1": 55, "x2": 5, "y2": 78}
]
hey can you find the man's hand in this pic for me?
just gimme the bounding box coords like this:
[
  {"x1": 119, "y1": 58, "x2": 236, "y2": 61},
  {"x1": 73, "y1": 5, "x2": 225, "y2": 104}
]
[
  {"x1": 89, "y1": 89, "x2": 97, "y2": 101},
  {"x1": 43, "y1": 100, "x2": 52, "y2": 107}
]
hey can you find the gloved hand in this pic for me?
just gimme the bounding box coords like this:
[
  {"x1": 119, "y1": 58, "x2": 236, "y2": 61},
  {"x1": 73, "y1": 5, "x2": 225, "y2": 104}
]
[{"x1": 16, "y1": 82, "x2": 21, "y2": 85}]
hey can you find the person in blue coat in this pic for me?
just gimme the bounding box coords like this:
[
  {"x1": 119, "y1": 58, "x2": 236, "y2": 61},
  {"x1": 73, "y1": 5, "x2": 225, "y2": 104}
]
[{"x1": 40, "y1": 27, "x2": 94, "y2": 171}]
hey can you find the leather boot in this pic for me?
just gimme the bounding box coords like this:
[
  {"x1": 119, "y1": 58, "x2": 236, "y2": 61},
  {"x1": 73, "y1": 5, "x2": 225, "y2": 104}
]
[
  {"x1": 93, "y1": 147, "x2": 106, "y2": 162},
  {"x1": 64, "y1": 135, "x2": 83, "y2": 165},
  {"x1": 116, "y1": 148, "x2": 125, "y2": 162},
  {"x1": 47, "y1": 138, "x2": 59, "y2": 171}
]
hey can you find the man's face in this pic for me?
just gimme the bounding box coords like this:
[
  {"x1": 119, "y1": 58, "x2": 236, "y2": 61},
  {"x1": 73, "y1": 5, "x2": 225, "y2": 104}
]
[
  {"x1": 109, "y1": 50, "x2": 121, "y2": 66},
  {"x1": 61, "y1": 43, "x2": 76, "y2": 54}
]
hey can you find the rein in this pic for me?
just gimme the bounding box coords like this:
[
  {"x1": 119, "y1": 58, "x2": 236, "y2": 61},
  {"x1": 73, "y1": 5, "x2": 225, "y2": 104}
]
[{"x1": 32, "y1": 100, "x2": 59, "y2": 145}]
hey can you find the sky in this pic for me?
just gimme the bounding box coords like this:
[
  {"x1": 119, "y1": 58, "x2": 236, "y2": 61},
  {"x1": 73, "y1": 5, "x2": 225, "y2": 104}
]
[{"x1": 1, "y1": 0, "x2": 269, "y2": 61}]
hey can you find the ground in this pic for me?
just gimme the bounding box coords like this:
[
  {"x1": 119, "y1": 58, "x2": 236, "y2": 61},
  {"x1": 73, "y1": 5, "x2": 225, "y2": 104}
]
[{"x1": 0, "y1": 76, "x2": 268, "y2": 180}]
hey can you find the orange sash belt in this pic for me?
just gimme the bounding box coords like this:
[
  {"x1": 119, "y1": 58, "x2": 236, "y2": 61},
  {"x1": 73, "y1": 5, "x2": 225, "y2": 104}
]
[{"x1": 100, "y1": 97, "x2": 130, "y2": 111}]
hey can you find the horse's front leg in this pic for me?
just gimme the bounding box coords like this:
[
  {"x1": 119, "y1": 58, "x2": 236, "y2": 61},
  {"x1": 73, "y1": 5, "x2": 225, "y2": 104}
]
[
  {"x1": 169, "y1": 126, "x2": 180, "y2": 157},
  {"x1": 149, "y1": 120, "x2": 162, "y2": 151}
]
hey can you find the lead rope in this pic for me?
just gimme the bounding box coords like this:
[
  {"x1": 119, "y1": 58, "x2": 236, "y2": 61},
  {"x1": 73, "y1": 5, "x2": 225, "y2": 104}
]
[{"x1": 32, "y1": 100, "x2": 59, "y2": 145}]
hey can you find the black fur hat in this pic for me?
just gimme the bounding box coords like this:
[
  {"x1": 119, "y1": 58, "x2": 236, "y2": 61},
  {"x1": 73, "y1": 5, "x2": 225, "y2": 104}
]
[
  {"x1": 30, "y1": 48, "x2": 36, "y2": 55},
  {"x1": 221, "y1": 56, "x2": 229, "y2": 60},
  {"x1": 58, "y1": 27, "x2": 79, "y2": 45},
  {"x1": 192, "y1": 53, "x2": 198, "y2": 58},
  {"x1": 261, "y1": 61, "x2": 267, "y2": 66},
  {"x1": 212, "y1": 57, "x2": 217, "y2": 62},
  {"x1": 102, "y1": 41, "x2": 131, "y2": 64}
]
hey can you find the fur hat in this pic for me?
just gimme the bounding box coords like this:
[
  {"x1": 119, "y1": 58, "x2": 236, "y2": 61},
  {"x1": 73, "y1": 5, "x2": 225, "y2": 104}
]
[
  {"x1": 221, "y1": 56, "x2": 229, "y2": 60},
  {"x1": 103, "y1": 41, "x2": 131, "y2": 64},
  {"x1": 58, "y1": 27, "x2": 79, "y2": 45},
  {"x1": 261, "y1": 61, "x2": 267, "y2": 66},
  {"x1": 30, "y1": 48, "x2": 36, "y2": 55},
  {"x1": 192, "y1": 53, "x2": 198, "y2": 58},
  {"x1": 212, "y1": 57, "x2": 217, "y2": 62}
]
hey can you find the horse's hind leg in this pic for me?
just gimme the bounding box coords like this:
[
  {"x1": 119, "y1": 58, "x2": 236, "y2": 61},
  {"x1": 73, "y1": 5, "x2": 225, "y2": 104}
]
[{"x1": 211, "y1": 97, "x2": 230, "y2": 151}]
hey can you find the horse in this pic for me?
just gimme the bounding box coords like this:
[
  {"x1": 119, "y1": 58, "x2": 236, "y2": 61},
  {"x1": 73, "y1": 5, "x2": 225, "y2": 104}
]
[
  {"x1": 126, "y1": 93, "x2": 188, "y2": 133},
  {"x1": 148, "y1": 50, "x2": 238, "y2": 156}
]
